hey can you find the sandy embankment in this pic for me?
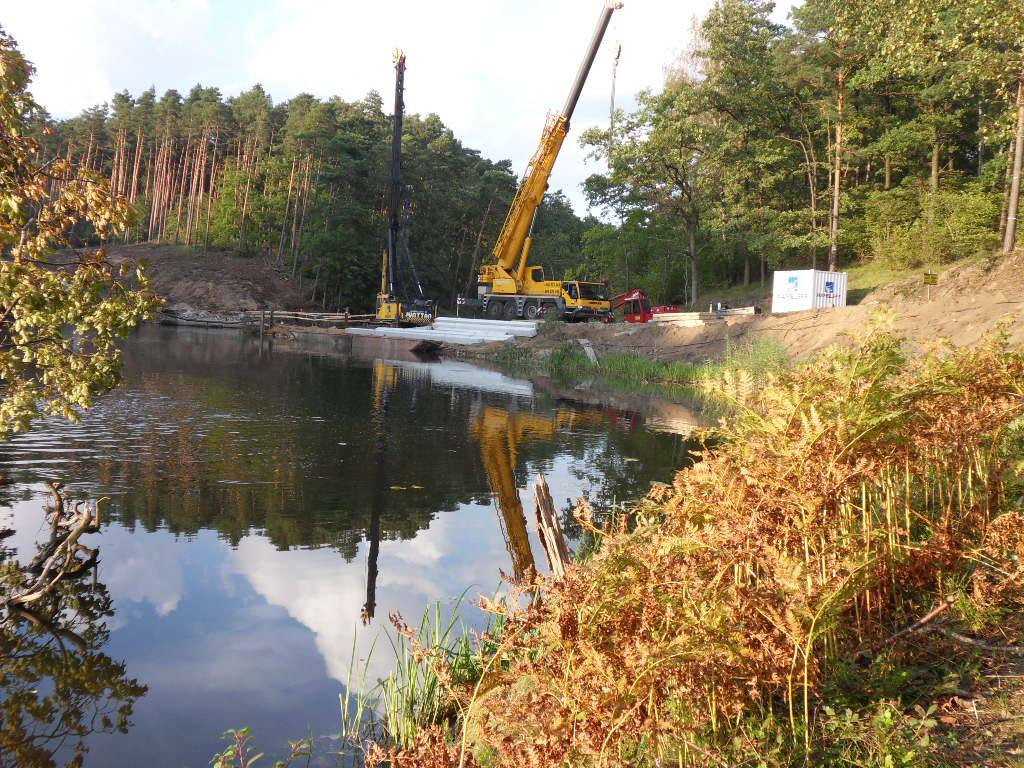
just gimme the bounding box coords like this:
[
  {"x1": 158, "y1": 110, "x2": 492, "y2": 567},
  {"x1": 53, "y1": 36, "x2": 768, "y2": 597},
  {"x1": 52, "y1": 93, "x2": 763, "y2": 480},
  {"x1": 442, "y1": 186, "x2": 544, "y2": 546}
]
[{"x1": 468, "y1": 254, "x2": 1024, "y2": 363}]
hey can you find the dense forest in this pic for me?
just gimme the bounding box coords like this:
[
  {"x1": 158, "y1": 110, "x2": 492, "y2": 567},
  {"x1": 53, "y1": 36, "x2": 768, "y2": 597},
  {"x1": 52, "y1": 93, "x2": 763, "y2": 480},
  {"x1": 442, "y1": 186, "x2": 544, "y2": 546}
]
[
  {"x1": 581, "y1": 0, "x2": 1024, "y2": 303},
  {"x1": 28, "y1": 81, "x2": 586, "y2": 313},
  {"x1": 18, "y1": 0, "x2": 1024, "y2": 308}
]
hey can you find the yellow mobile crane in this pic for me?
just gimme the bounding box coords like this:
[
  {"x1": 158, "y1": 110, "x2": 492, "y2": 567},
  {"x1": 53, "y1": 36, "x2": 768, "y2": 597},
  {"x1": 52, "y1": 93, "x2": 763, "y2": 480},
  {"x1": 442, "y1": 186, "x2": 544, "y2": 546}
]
[
  {"x1": 376, "y1": 51, "x2": 435, "y2": 325},
  {"x1": 477, "y1": 2, "x2": 621, "y2": 322}
]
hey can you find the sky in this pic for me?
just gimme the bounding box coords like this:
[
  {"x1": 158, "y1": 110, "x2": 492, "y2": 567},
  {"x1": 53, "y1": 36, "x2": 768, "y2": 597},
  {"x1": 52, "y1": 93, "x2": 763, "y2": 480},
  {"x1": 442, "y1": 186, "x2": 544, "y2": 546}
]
[{"x1": 3, "y1": 0, "x2": 797, "y2": 214}]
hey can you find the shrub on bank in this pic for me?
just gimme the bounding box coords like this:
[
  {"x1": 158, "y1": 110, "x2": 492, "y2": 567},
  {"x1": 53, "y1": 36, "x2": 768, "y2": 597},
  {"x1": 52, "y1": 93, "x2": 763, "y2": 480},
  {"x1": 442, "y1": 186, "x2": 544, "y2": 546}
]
[{"x1": 358, "y1": 329, "x2": 1024, "y2": 767}]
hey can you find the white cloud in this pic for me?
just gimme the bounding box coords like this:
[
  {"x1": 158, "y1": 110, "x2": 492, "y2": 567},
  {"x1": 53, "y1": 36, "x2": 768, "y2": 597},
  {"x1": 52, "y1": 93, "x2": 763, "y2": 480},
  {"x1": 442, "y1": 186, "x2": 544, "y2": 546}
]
[
  {"x1": 244, "y1": 0, "x2": 716, "y2": 211},
  {"x1": 2, "y1": 0, "x2": 797, "y2": 212},
  {"x1": 226, "y1": 506, "x2": 511, "y2": 684},
  {"x1": 0, "y1": 485, "x2": 184, "y2": 618},
  {"x1": 99, "y1": 526, "x2": 185, "y2": 617}
]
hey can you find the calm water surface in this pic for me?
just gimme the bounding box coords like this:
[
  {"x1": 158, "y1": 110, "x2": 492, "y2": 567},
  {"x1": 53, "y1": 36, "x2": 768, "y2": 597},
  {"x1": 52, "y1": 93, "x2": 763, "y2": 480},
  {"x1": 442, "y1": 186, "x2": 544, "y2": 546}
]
[{"x1": 0, "y1": 325, "x2": 698, "y2": 767}]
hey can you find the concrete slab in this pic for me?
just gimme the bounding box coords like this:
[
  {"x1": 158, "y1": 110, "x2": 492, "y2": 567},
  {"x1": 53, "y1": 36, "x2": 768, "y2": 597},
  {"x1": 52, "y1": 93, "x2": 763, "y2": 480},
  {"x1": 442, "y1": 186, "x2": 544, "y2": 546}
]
[{"x1": 346, "y1": 316, "x2": 537, "y2": 345}]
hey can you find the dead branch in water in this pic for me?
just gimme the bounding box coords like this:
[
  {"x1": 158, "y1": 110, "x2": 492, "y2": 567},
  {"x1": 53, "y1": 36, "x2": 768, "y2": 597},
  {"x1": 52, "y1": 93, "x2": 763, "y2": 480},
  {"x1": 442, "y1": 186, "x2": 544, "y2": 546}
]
[{"x1": 7, "y1": 484, "x2": 107, "y2": 607}]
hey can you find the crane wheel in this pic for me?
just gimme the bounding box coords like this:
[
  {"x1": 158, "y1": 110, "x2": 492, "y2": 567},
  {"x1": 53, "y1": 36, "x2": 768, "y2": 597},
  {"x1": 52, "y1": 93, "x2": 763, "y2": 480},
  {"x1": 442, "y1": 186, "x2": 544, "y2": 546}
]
[
  {"x1": 523, "y1": 301, "x2": 540, "y2": 320},
  {"x1": 486, "y1": 300, "x2": 503, "y2": 319},
  {"x1": 502, "y1": 301, "x2": 517, "y2": 320}
]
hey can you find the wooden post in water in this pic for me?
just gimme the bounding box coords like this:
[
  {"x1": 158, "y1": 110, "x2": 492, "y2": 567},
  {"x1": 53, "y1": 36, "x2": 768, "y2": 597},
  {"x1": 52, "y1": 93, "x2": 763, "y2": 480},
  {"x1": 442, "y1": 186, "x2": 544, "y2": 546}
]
[
  {"x1": 259, "y1": 310, "x2": 265, "y2": 343},
  {"x1": 534, "y1": 474, "x2": 571, "y2": 581}
]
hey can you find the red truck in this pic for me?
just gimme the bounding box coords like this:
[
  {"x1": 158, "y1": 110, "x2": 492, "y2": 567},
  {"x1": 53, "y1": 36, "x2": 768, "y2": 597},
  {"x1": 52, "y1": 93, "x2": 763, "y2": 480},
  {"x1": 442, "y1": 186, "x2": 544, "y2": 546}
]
[{"x1": 611, "y1": 289, "x2": 679, "y2": 323}]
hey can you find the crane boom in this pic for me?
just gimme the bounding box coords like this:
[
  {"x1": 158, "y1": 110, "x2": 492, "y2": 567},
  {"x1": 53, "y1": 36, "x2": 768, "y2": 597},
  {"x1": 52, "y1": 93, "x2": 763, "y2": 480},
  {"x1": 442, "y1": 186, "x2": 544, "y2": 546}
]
[
  {"x1": 478, "y1": 1, "x2": 621, "y2": 322},
  {"x1": 375, "y1": 51, "x2": 434, "y2": 325},
  {"x1": 386, "y1": 51, "x2": 406, "y2": 296}
]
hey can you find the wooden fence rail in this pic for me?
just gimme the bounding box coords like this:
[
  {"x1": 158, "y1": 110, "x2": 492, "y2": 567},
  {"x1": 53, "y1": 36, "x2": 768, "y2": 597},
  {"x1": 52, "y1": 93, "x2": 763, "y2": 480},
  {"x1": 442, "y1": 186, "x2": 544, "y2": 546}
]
[{"x1": 241, "y1": 310, "x2": 377, "y2": 330}]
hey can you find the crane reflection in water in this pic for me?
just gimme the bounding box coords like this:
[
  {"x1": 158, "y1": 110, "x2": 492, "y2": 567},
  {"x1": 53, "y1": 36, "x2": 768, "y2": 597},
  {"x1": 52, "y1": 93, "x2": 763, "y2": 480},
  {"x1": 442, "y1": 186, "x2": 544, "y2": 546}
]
[
  {"x1": 361, "y1": 357, "x2": 617, "y2": 614},
  {"x1": 360, "y1": 360, "x2": 399, "y2": 624}
]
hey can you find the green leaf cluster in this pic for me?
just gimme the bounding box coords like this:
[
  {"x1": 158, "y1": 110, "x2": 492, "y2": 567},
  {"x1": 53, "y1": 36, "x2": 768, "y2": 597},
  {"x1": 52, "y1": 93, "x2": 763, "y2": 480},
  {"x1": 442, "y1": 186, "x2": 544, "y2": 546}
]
[{"x1": 0, "y1": 28, "x2": 159, "y2": 437}]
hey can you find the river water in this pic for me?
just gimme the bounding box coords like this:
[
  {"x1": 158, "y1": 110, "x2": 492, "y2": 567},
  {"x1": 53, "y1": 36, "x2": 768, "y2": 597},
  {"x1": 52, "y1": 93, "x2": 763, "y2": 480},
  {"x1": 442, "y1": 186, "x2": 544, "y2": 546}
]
[{"x1": 0, "y1": 325, "x2": 699, "y2": 768}]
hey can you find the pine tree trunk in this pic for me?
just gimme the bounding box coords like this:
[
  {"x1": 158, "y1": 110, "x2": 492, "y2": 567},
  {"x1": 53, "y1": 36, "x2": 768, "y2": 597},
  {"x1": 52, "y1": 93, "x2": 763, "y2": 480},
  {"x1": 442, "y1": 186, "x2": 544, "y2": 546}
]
[
  {"x1": 278, "y1": 156, "x2": 297, "y2": 266},
  {"x1": 239, "y1": 135, "x2": 255, "y2": 251},
  {"x1": 109, "y1": 130, "x2": 121, "y2": 194},
  {"x1": 204, "y1": 148, "x2": 218, "y2": 255},
  {"x1": 828, "y1": 72, "x2": 845, "y2": 273},
  {"x1": 174, "y1": 133, "x2": 193, "y2": 244},
  {"x1": 999, "y1": 145, "x2": 1013, "y2": 241},
  {"x1": 294, "y1": 155, "x2": 320, "y2": 287},
  {"x1": 130, "y1": 129, "x2": 143, "y2": 204},
  {"x1": 148, "y1": 136, "x2": 168, "y2": 241},
  {"x1": 448, "y1": 223, "x2": 470, "y2": 308},
  {"x1": 688, "y1": 221, "x2": 698, "y2": 307},
  {"x1": 119, "y1": 129, "x2": 129, "y2": 198},
  {"x1": 928, "y1": 134, "x2": 941, "y2": 227},
  {"x1": 1003, "y1": 72, "x2": 1024, "y2": 255},
  {"x1": 464, "y1": 196, "x2": 494, "y2": 299},
  {"x1": 290, "y1": 155, "x2": 310, "y2": 278},
  {"x1": 978, "y1": 104, "x2": 985, "y2": 177}
]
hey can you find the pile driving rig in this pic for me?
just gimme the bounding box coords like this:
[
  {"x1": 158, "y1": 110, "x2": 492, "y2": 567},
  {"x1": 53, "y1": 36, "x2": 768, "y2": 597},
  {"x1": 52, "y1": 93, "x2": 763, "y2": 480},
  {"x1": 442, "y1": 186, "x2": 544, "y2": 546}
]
[
  {"x1": 376, "y1": 51, "x2": 435, "y2": 326},
  {"x1": 476, "y1": 1, "x2": 621, "y2": 322}
]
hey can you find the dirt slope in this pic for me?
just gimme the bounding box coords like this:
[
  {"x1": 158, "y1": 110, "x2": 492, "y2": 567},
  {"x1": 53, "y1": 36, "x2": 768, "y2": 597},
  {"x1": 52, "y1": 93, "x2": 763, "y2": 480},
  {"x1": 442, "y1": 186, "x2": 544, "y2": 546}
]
[
  {"x1": 516, "y1": 253, "x2": 1024, "y2": 362},
  {"x1": 107, "y1": 244, "x2": 306, "y2": 313}
]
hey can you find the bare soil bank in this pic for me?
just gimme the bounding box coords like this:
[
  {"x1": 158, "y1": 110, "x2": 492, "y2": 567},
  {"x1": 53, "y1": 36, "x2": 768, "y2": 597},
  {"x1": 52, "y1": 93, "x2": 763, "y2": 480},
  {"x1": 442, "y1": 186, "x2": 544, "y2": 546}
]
[
  {"x1": 107, "y1": 243, "x2": 306, "y2": 313},
  {"x1": 473, "y1": 253, "x2": 1024, "y2": 363}
]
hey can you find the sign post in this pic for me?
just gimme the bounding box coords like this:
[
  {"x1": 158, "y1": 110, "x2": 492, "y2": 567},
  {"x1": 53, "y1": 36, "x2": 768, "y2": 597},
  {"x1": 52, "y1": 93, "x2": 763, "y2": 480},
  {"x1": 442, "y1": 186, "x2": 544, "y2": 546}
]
[{"x1": 923, "y1": 272, "x2": 937, "y2": 301}]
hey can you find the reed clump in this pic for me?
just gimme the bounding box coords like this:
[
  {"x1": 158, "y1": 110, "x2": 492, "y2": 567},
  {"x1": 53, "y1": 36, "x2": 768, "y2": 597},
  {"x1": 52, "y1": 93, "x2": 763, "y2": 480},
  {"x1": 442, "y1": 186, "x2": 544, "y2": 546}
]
[{"x1": 368, "y1": 329, "x2": 1024, "y2": 767}]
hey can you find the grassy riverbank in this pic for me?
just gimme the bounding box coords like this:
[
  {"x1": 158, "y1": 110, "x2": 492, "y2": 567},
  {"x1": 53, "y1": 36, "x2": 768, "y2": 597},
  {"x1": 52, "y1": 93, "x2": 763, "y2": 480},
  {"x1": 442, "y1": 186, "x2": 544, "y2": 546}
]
[
  {"x1": 489, "y1": 335, "x2": 789, "y2": 401},
  {"x1": 344, "y1": 328, "x2": 1024, "y2": 768}
]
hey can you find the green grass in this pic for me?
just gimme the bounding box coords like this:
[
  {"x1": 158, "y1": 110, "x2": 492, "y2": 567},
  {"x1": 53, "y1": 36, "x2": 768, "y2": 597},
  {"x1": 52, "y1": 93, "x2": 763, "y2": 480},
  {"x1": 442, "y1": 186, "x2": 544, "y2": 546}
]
[
  {"x1": 538, "y1": 337, "x2": 789, "y2": 402},
  {"x1": 696, "y1": 252, "x2": 988, "y2": 309},
  {"x1": 340, "y1": 594, "x2": 499, "y2": 754},
  {"x1": 698, "y1": 280, "x2": 772, "y2": 309}
]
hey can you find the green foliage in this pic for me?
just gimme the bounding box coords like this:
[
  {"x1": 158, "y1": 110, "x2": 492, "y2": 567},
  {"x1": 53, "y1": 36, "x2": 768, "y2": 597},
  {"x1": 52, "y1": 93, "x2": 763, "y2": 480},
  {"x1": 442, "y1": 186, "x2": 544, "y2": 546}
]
[
  {"x1": 698, "y1": 336, "x2": 789, "y2": 384},
  {"x1": 526, "y1": 338, "x2": 787, "y2": 400},
  {"x1": 340, "y1": 596, "x2": 491, "y2": 754},
  {"x1": 27, "y1": 57, "x2": 591, "y2": 313},
  {"x1": 581, "y1": 0, "x2": 1024, "y2": 302},
  {"x1": 818, "y1": 703, "x2": 941, "y2": 768},
  {"x1": 865, "y1": 180, "x2": 1001, "y2": 266},
  {"x1": 209, "y1": 727, "x2": 311, "y2": 768},
  {"x1": 0, "y1": 27, "x2": 159, "y2": 437}
]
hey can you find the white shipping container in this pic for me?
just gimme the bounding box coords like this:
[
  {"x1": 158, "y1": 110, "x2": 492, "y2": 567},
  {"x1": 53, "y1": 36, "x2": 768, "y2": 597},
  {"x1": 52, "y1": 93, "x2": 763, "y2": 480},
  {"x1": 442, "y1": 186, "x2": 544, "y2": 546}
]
[{"x1": 771, "y1": 270, "x2": 848, "y2": 313}]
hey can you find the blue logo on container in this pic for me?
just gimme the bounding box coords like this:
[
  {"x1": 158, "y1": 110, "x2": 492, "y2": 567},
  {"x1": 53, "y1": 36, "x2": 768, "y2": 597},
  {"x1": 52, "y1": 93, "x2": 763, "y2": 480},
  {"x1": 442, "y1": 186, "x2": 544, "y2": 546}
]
[
  {"x1": 824, "y1": 281, "x2": 835, "y2": 294},
  {"x1": 788, "y1": 276, "x2": 799, "y2": 287}
]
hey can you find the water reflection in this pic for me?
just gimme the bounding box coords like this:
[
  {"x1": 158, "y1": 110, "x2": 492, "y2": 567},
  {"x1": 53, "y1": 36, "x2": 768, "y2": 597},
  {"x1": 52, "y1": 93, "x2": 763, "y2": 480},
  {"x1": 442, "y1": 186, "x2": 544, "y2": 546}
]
[
  {"x1": 471, "y1": 405, "x2": 607, "y2": 582},
  {"x1": 0, "y1": 326, "x2": 700, "y2": 766},
  {"x1": 0, "y1": 513, "x2": 147, "y2": 768}
]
